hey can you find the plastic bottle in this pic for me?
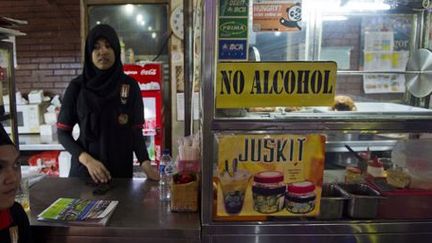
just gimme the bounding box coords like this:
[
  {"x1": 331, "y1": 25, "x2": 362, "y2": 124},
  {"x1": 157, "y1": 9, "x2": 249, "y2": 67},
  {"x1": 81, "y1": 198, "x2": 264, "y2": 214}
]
[{"x1": 159, "y1": 149, "x2": 174, "y2": 201}]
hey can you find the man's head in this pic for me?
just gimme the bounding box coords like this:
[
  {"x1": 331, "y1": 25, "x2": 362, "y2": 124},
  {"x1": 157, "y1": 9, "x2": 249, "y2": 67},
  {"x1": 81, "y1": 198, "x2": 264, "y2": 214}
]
[{"x1": 0, "y1": 125, "x2": 20, "y2": 209}]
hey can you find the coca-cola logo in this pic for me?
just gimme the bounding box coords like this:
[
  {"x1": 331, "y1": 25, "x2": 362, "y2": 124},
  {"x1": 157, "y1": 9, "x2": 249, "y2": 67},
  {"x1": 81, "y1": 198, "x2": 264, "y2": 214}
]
[{"x1": 140, "y1": 69, "x2": 157, "y2": 76}]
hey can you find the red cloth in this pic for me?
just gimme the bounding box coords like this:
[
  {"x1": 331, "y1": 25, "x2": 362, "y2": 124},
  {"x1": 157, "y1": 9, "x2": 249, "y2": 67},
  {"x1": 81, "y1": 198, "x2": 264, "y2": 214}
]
[{"x1": 0, "y1": 209, "x2": 12, "y2": 230}]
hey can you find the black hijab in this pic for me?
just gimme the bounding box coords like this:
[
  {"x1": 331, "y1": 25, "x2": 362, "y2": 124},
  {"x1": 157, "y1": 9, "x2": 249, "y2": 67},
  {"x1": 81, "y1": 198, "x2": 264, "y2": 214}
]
[
  {"x1": 76, "y1": 24, "x2": 127, "y2": 143},
  {"x1": 83, "y1": 24, "x2": 123, "y2": 97}
]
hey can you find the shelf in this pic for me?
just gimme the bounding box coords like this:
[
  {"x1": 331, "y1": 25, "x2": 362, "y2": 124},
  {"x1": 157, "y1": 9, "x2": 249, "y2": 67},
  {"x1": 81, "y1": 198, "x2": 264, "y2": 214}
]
[
  {"x1": 212, "y1": 119, "x2": 432, "y2": 133},
  {"x1": 326, "y1": 140, "x2": 397, "y2": 152},
  {"x1": 18, "y1": 134, "x2": 64, "y2": 151}
]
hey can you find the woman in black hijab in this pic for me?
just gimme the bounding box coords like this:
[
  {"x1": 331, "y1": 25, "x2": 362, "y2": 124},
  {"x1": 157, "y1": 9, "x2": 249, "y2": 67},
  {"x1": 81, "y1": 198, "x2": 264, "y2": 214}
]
[
  {"x1": 57, "y1": 24, "x2": 159, "y2": 183},
  {"x1": 0, "y1": 124, "x2": 31, "y2": 243}
]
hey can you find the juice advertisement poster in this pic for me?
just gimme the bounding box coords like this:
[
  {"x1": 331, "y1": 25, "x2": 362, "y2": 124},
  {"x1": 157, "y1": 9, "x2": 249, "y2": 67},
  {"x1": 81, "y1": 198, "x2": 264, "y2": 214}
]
[{"x1": 215, "y1": 134, "x2": 325, "y2": 219}]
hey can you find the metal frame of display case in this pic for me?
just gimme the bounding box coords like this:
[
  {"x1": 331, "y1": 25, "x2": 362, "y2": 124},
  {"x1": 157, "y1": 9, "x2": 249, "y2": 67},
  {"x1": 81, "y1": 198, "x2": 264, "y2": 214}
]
[
  {"x1": 200, "y1": 1, "x2": 432, "y2": 242},
  {"x1": 0, "y1": 41, "x2": 18, "y2": 146}
]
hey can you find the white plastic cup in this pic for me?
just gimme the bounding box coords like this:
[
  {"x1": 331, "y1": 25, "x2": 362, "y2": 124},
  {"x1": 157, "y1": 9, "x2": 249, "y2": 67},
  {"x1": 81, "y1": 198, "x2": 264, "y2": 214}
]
[{"x1": 15, "y1": 177, "x2": 30, "y2": 212}]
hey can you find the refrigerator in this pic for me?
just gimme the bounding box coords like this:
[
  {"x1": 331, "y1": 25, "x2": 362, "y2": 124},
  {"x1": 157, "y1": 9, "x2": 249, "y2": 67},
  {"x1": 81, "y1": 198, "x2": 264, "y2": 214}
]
[{"x1": 123, "y1": 63, "x2": 164, "y2": 163}]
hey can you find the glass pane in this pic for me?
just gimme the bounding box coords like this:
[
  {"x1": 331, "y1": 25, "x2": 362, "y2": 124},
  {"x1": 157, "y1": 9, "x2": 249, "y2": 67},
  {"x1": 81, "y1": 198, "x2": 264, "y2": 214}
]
[
  {"x1": 88, "y1": 4, "x2": 168, "y2": 63},
  {"x1": 214, "y1": 0, "x2": 432, "y2": 120},
  {"x1": 320, "y1": 14, "x2": 416, "y2": 71},
  {"x1": 251, "y1": 30, "x2": 307, "y2": 61}
]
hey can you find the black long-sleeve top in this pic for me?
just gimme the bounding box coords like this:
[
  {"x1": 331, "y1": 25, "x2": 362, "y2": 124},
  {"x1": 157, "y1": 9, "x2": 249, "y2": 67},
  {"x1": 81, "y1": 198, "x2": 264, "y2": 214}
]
[
  {"x1": 0, "y1": 203, "x2": 31, "y2": 243},
  {"x1": 57, "y1": 77, "x2": 150, "y2": 178}
]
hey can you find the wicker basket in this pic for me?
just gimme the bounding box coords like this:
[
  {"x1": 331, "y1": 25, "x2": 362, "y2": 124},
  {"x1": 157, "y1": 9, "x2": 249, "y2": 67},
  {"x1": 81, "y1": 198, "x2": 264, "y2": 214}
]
[{"x1": 170, "y1": 180, "x2": 199, "y2": 212}]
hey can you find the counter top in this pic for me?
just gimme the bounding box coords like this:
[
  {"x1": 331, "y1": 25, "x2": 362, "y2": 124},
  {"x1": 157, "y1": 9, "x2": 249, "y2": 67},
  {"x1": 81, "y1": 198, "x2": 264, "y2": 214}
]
[{"x1": 29, "y1": 177, "x2": 200, "y2": 243}]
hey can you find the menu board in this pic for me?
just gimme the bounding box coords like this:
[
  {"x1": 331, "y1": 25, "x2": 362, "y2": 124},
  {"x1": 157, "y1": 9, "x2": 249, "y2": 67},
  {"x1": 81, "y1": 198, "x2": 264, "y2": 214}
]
[{"x1": 214, "y1": 134, "x2": 325, "y2": 219}]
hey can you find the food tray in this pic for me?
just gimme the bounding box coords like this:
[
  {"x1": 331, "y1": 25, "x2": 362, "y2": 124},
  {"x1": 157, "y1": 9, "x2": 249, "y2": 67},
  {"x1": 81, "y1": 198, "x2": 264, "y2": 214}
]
[
  {"x1": 339, "y1": 183, "x2": 383, "y2": 219},
  {"x1": 318, "y1": 184, "x2": 350, "y2": 219},
  {"x1": 368, "y1": 178, "x2": 432, "y2": 219}
]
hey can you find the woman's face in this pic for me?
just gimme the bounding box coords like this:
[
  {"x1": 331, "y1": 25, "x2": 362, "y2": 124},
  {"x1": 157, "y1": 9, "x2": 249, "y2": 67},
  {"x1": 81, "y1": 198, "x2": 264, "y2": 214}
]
[
  {"x1": 0, "y1": 145, "x2": 20, "y2": 210},
  {"x1": 92, "y1": 38, "x2": 115, "y2": 70}
]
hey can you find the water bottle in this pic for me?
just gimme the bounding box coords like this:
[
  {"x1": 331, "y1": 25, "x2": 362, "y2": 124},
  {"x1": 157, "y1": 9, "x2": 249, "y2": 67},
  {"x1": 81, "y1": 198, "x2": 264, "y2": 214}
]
[{"x1": 159, "y1": 149, "x2": 174, "y2": 201}]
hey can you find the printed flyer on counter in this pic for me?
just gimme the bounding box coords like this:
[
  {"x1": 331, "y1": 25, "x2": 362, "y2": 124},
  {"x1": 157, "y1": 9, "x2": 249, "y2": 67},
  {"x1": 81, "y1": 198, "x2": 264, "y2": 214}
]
[
  {"x1": 37, "y1": 198, "x2": 119, "y2": 226},
  {"x1": 214, "y1": 134, "x2": 325, "y2": 218}
]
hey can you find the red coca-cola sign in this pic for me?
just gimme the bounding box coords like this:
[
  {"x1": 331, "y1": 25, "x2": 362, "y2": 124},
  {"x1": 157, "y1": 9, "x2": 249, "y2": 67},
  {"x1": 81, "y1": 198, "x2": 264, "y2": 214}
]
[{"x1": 123, "y1": 63, "x2": 162, "y2": 84}]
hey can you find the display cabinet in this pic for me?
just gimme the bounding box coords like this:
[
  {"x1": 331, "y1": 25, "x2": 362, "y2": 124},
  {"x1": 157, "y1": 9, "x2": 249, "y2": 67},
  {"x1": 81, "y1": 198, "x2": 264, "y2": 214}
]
[
  {"x1": 201, "y1": 0, "x2": 432, "y2": 242},
  {"x1": 0, "y1": 40, "x2": 18, "y2": 146}
]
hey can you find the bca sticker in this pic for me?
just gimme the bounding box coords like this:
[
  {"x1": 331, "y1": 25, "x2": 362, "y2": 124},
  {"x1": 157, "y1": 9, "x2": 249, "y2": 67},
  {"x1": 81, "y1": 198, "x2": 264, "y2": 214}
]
[{"x1": 218, "y1": 39, "x2": 248, "y2": 60}]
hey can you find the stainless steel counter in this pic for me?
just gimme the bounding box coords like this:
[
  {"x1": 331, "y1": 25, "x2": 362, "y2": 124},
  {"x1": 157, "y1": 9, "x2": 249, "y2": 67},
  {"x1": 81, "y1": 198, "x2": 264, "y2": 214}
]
[
  {"x1": 202, "y1": 219, "x2": 432, "y2": 243},
  {"x1": 29, "y1": 177, "x2": 200, "y2": 243}
]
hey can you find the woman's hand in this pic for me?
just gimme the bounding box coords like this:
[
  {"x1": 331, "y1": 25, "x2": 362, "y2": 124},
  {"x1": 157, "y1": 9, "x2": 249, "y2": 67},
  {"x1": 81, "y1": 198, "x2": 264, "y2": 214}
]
[
  {"x1": 79, "y1": 152, "x2": 111, "y2": 183},
  {"x1": 141, "y1": 160, "x2": 160, "y2": 181}
]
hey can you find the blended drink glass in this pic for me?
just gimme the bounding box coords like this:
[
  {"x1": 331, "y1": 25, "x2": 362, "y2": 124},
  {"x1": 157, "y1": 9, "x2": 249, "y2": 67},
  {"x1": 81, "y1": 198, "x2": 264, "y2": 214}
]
[
  {"x1": 15, "y1": 177, "x2": 30, "y2": 212},
  {"x1": 220, "y1": 169, "x2": 250, "y2": 214}
]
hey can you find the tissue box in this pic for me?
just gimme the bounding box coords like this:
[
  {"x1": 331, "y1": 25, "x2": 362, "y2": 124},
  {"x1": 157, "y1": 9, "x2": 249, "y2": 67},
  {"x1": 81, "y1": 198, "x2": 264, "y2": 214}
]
[
  {"x1": 28, "y1": 90, "x2": 44, "y2": 104},
  {"x1": 44, "y1": 112, "x2": 57, "y2": 125}
]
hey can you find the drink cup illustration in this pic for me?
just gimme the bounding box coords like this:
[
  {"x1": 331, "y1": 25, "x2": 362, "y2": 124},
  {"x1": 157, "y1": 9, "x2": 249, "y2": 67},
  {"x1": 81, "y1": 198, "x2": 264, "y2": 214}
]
[{"x1": 220, "y1": 169, "x2": 250, "y2": 214}]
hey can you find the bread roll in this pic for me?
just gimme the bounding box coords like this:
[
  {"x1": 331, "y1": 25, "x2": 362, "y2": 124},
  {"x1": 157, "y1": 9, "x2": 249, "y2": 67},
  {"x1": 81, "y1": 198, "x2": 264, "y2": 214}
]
[{"x1": 331, "y1": 95, "x2": 356, "y2": 111}]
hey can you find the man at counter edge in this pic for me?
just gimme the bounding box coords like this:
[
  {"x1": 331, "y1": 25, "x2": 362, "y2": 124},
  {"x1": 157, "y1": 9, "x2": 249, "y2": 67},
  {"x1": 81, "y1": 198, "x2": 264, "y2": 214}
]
[
  {"x1": 0, "y1": 124, "x2": 32, "y2": 243},
  {"x1": 57, "y1": 24, "x2": 159, "y2": 183}
]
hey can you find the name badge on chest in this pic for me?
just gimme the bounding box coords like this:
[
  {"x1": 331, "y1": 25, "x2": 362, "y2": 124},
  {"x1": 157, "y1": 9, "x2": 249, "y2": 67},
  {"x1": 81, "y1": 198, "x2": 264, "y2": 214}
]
[
  {"x1": 120, "y1": 84, "x2": 130, "y2": 105},
  {"x1": 118, "y1": 84, "x2": 130, "y2": 125}
]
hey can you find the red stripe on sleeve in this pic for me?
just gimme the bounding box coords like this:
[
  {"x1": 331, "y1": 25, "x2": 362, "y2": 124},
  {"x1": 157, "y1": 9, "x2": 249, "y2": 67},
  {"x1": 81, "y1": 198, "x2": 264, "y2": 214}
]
[{"x1": 57, "y1": 122, "x2": 73, "y2": 131}]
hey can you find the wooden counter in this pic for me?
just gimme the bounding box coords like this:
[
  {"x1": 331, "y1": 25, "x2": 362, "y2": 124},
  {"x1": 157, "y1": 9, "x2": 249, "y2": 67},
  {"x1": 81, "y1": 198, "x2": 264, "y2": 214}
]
[{"x1": 29, "y1": 177, "x2": 200, "y2": 243}]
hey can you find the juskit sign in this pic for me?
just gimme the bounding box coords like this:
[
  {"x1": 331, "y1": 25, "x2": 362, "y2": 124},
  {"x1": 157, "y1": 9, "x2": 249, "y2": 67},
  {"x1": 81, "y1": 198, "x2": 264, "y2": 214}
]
[
  {"x1": 215, "y1": 62, "x2": 337, "y2": 108},
  {"x1": 214, "y1": 133, "x2": 325, "y2": 218}
]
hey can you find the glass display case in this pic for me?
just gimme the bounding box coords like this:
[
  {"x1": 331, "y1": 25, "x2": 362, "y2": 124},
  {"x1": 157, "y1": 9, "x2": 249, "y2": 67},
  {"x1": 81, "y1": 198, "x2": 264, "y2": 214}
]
[
  {"x1": 201, "y1": 0, "x2": 432, "y2": 242},
  {"x1": 215, "y1": 0, "x2": 432, "y2": 122}
]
